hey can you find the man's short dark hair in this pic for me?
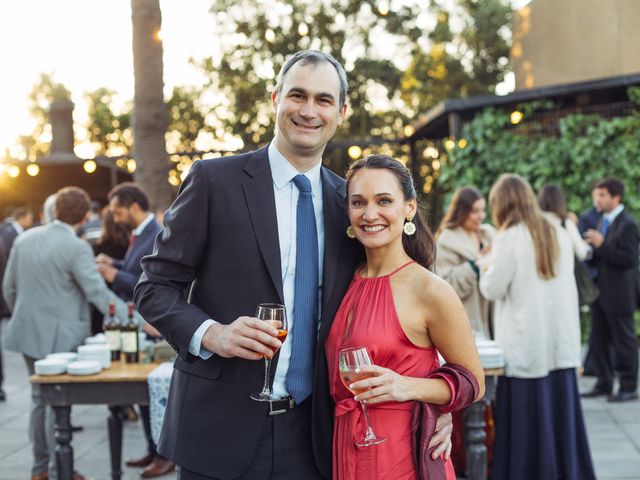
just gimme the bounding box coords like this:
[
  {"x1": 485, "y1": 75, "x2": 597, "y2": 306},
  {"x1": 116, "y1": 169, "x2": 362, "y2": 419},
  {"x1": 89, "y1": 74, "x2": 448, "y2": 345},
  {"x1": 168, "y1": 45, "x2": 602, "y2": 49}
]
[
  {"x1": 275, "y1": 50, "x2": 348, "y2": 109},
  {"x1": 11, "y1": 206, "x2": 31, "y2": 220},
  {"x1": 595, "y1": 177, "x2": 624, "y2": 200},
  {"x1": 108, "y1": 182, "x2": 149, "y2": 212},
  {"x1": 55, "y1": 187, "x2": 91, "y2": 225}
]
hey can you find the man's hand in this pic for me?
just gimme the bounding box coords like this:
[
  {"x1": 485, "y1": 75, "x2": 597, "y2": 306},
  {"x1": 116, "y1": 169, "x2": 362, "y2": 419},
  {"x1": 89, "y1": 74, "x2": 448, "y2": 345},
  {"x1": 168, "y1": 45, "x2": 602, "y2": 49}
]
[
  {"x1": 144, "y1": 321, "x2": 162, "y2": 338},
  {"x1": 201, "y1": 317, "x2": 283, "y2": 360},
  {"x1": 428, "y1": 412, "x2": 453, "y2": 460},
  {"x1": 584, "y1": 229, "x2": 604, "y2": 248},
  {"x1": 97, "y1": 263, "x2": 118, "y2": 283},
  {"x1": 96, "y1": 253, "x2": 114, "y2": 266}
]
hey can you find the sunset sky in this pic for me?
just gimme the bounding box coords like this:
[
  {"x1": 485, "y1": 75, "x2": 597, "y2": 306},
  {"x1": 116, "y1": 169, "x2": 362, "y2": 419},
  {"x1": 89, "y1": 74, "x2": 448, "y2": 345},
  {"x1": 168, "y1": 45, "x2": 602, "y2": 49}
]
[{"x1": 0, "y1": 0, "x2": 529, "y2": 160}]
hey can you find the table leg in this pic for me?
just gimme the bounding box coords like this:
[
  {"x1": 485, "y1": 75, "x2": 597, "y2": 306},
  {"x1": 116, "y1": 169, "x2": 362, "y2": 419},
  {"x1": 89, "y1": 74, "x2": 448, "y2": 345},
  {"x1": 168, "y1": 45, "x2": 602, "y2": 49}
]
[
  {"x1": 53, "y1": 405, "x2": 74, "y2": 480},
  {"x1": 465, "y1": 399, "x2": 487, "y2": 480},
  {"x1": 108, "y1": 406, "x2": 124, "y2": 480}
]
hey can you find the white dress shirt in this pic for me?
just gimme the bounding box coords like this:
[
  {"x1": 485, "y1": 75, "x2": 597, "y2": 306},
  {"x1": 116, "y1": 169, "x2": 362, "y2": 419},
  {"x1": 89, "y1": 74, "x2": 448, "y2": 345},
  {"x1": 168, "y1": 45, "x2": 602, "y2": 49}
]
[{"x1": 188, "y1": 142, "x2": 325, "y2": 398}]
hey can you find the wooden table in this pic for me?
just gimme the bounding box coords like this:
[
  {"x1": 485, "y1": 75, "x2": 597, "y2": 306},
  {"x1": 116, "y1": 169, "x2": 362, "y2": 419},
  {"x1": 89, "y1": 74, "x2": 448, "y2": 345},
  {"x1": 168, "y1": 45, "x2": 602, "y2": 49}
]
[
  {"x1": 465, "y1": 367, "x2": 503, "y2": 480},
  {"x1": 31, "y1": 361, "x2": 159, "y2": 480}
]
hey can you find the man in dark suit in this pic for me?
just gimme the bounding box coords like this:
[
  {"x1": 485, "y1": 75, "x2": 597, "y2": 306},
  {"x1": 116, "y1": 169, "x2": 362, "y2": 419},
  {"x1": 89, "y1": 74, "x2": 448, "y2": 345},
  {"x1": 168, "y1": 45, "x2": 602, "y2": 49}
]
[
  {"x1": 583, "y1": 177, "x2": 639, "y2": 402},
  {"x1": 95, "y1": 183, "x2": 174, "y2": 477},
  {"x1": 0, "y1": 206, "x2": 34, "y2": 401},
  {"x1": 135, "y1": 50, "x2": 451, "y2": 480}
]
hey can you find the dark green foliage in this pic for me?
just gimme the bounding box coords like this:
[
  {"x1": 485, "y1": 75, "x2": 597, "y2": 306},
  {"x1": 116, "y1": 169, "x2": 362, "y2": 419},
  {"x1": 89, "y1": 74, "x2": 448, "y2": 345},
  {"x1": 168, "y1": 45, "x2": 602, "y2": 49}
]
[{"x1": 439, "y1": 96, "x2": 640, "y2": 219}]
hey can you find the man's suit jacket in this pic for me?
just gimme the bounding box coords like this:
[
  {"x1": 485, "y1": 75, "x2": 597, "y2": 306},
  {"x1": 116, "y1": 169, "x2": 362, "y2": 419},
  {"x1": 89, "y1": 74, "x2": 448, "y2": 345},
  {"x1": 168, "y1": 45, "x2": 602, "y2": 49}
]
[
  {"x1": 112, "y1": 217, "x2": 162, "y2": 299},
  {"x1": 134, "y1": 146, "x2": 363, "y2": 479},
  {"x1": 0, "y1": 223, "x2": 19, "y2": 253},
  {"x1": 2, "y1": 222, "x2": 132, "y2": 359},
  {"x1": 592, "y1": 210, "x2": 639, "y2": 314}
]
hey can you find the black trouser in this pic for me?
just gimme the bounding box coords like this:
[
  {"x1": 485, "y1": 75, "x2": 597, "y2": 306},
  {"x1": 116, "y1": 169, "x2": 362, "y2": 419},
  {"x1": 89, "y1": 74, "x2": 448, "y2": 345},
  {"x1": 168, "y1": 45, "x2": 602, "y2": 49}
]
[
  {"x1": 178, "y1": 399, "x2": 325, "y2": 480},
  {"x1": 138, "y1": 405, "x2": 156, "y2": 456},
  {"x1": 590, "y1": 301, "x2": 639, "y2": 393}
]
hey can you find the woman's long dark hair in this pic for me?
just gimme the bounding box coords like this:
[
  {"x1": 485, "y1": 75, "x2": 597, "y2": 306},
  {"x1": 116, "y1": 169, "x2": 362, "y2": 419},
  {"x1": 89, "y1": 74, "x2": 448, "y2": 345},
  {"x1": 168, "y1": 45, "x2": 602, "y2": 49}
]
[
  {"x1": 537, "y1": 183, "x2": 567, "y2": 219},
  {"x1": 436, "y1": 186, "x2": 483, "y2": 237},
  {"x1": 345, "y1": 155, "x2": 436, "y2": 270}
]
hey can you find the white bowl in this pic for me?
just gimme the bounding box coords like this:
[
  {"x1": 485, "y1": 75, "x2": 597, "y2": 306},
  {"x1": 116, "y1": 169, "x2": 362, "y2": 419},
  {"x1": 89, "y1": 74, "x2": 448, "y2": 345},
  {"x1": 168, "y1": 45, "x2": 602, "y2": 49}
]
[
  {"x1": 35, "y1": 358, "x2": 68, "y2": 375},
  {"x1": 67, "y1": 360, "x2": 102, "y2": 376},
  {"x1": 46, "y1": 352, "x2": 78, "y2": 364},
  {"x1": 85, "y1": 334, "x2": 107, "y2": 345}
]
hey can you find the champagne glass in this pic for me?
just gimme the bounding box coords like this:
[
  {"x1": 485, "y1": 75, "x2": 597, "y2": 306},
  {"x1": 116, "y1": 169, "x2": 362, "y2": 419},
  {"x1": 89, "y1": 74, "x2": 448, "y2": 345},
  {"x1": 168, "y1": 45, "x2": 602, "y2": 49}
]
[
  {"x1": 250, "y1": 303, "x2": 288, "y2": 402},
  {"x1": 338, "y1": 346, "x2": 386, "y2": 446}
]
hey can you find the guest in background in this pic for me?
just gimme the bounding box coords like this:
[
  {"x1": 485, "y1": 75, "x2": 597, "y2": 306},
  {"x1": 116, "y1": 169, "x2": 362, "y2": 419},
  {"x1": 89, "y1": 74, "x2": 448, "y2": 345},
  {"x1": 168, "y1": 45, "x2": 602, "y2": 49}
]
[
  {"x1": 79, "y1": 200, "x2": 104, "y2": 244},
  {"x1": 0, "y1": 206, "x2": 34, "y2": 402},
  {"x1": 582, "y1": 177, "x2": 639, "y2": 402},
  {"x1": 95, "y1": 183, "x2": 172, "y2": 478},
  {"x1": 436, "y1": 187, "x2": 495, "y2": 339},
  {"x1": 2, "y1": 187, "x2": 133, "y2": 480},
  {"x1": 538, "y1": 184, "x2": 590, "y2": 262},
  {"x1": 479, "y1": 174, "x2": 595, "y2": 480},
  {"x1": 90, "y1": 207, "x2": 131, "y2": 335}
]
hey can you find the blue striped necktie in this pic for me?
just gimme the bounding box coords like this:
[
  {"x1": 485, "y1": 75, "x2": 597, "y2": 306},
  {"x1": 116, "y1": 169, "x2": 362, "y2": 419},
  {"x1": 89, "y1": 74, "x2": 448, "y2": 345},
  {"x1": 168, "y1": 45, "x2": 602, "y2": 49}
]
[
  {"x1": 600, "y1": 217, "x2": 609, "y2": 236},
  {"x1": 286, "y1": 174, "x2": 319, "y2": 404}
]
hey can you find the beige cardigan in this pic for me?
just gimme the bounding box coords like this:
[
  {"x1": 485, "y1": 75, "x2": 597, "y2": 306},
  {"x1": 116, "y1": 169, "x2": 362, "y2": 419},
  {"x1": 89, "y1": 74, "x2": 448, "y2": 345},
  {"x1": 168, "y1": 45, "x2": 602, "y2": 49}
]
[{"x1": 436, "y1": 224, "x2": 496, "y2": 338}]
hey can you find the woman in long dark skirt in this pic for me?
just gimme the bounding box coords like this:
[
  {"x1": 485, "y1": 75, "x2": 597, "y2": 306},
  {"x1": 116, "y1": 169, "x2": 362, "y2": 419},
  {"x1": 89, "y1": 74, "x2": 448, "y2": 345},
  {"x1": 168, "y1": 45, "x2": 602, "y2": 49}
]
[{"x1": 478, "y1": 174, "x2": 595, "y2": 480}]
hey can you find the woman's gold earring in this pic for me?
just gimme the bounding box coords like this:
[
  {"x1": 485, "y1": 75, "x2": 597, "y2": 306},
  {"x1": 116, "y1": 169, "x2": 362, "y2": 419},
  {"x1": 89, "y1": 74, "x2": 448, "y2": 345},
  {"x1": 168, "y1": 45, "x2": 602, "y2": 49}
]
[
  {"x1": 346, "y1": 225, "x2": 356, "y2": 239},
  {"x1": 403, "y1": 217, "x2": 416, "y2": 236}
]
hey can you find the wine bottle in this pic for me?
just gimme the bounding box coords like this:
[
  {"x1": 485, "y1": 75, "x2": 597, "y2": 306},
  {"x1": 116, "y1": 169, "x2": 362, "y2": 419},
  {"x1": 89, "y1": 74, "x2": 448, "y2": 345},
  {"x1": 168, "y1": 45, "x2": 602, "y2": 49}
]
[
  {"x1": 121, "y1": 301, "x2": 139, "y2": 363},
  {"x1": 103, "y1": 301, "x2": 121, "y2": 361}
]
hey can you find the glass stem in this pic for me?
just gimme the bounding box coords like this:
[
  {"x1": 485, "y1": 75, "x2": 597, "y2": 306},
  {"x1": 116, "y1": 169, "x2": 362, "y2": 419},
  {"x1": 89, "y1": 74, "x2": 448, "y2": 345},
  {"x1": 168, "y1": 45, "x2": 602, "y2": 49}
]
[
  {"x1": 359, "y1": 401, "x2": 376, "y2": 440},
  {"x1": 261, "y1": 357, "x2": 272, "y2": 395}
]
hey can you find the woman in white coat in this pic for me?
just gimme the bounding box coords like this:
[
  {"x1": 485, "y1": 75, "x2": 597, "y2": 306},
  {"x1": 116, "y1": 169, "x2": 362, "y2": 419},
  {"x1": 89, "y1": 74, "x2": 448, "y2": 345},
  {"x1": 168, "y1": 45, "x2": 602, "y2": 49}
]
[
  {"x1": 436, "y1": 187, "x2": 495, "y2": 338},
  {"x1": 479, "y1": 174, "x2": 595, "y2": 480}
]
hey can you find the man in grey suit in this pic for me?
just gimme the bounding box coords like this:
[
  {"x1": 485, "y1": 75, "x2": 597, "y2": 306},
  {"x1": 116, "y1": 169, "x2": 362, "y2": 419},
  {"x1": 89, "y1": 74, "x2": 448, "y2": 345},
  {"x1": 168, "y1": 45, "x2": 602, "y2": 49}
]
[{"x1": 2, "y1": 186, "x2": 132, "y2": 480}]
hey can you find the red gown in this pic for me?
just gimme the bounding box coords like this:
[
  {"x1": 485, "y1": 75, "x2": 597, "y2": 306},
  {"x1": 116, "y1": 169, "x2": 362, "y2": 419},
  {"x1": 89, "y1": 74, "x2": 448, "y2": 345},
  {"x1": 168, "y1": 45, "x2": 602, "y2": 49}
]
[{"x1": 325, "y1": 261, "x2": 456, "y2": 480}]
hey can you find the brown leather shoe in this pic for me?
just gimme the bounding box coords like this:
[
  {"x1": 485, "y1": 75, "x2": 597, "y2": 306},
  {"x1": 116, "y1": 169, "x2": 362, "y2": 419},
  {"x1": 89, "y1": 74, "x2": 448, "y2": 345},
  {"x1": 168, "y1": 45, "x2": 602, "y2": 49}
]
[
  {"x1": 73, "y1": 472, "x2": 86, "y2": 480},
  {"x1": 126, "y1": 452, "x2": 155, "y2": 467},
  {"x1": 140, "y1": 457, "x2": 176, "y2": 478},
  {"x1": 31, "y1": 473, "x2": 48, "y2": 480}
]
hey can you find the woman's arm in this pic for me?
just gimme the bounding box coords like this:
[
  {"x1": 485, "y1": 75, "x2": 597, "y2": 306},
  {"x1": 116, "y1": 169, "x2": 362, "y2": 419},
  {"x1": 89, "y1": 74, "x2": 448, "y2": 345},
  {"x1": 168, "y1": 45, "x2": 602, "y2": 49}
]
[
  {"x1": 349, "y1": 275, "x2": 485, "y2": 405},
  {"x1": 479, "y1": 231, "x2": 515, "y2": 300}
]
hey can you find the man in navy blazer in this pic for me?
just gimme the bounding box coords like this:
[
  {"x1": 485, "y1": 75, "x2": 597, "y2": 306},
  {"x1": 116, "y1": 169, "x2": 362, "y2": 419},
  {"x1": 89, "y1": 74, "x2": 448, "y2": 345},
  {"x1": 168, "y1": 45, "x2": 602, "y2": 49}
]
[
  {"x1": 96, "y1": 183, "x2": 174, "y2": 477},
  {"x1": 583, "y1": 177, "x2": 639, "y2": 402}
]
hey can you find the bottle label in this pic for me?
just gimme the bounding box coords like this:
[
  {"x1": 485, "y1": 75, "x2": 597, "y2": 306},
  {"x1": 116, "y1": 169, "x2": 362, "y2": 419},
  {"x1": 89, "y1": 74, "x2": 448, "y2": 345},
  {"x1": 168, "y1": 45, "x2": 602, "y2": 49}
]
[
  {"x1": 105, "y1": 330, "x2": 120, "y2": 351},
  {"x1": 122, "y1": 331, "x2": 138, "y2": 353}
]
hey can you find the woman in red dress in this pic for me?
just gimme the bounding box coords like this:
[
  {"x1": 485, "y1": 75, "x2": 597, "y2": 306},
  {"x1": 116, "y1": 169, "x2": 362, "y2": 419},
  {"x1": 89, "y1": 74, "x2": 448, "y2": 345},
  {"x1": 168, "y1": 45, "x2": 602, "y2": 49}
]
[{"x1": 325, "y1": 155, "x2": 484, "y2": 480}]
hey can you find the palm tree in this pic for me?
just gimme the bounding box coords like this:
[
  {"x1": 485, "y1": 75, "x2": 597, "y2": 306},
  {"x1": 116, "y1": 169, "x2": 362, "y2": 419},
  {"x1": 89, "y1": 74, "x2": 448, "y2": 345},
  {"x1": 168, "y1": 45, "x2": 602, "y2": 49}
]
[{"x1": 130, "y1": 0, "x2": 173, "y2": 211}]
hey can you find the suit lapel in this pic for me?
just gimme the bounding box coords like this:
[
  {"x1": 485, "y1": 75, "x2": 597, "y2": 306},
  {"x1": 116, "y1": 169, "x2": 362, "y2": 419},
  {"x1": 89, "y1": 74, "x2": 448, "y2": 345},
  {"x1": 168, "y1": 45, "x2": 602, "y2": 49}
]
[
  {"x1": 241, "y1": 146, "x2": 284, "y2": 304},
  {"x1": 319, "y1": 168, "x2": 348, "y2": 335}
]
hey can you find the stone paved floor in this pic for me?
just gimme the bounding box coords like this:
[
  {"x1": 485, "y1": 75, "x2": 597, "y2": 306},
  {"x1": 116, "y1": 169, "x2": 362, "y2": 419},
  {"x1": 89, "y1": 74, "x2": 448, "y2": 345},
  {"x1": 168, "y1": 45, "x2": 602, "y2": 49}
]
[{"x1": 1, "y1": 332, "x2": 639, "y2": 479}]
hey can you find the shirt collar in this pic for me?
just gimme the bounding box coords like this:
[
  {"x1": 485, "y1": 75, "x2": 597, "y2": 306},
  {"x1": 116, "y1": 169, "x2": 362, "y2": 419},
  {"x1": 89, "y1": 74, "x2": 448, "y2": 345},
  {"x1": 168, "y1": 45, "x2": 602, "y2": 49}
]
[
  {"x1": 604, "y1": 204, "x2": 624, "y2": 222},
  {"x1": 10, "y1": 221, "x2": 24, "y2": 234},
  {"x1": 268, "y1": 142, "x2": 322, "y2": 195},
  {"x1": 133, "y1": 213, "x2": 155, "y2": 236},
  {"x1": 52, "y1": 219, "x2": 77, "y2": 235}
]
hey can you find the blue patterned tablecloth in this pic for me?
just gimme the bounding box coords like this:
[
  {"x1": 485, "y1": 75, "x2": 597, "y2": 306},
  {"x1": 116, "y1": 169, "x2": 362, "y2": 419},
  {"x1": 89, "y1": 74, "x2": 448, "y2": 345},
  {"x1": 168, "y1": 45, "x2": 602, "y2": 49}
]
[{"x1": 147, "y1": 362, "x2": 173, "y2": 444}]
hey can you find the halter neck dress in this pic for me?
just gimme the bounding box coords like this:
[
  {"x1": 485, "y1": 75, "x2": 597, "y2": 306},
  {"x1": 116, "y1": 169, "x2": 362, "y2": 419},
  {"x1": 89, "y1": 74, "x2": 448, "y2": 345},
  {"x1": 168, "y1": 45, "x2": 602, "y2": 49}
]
[{"x1": 325, "y1": 261, "x2": 456, "y2": 480}]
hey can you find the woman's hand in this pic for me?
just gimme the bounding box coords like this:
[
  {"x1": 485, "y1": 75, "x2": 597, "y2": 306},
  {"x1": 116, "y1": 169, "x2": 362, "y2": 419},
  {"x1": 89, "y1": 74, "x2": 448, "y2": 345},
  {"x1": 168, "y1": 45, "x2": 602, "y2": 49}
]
[{"x1": 349, "y1": 365, "x2": 415, "y2": 404}]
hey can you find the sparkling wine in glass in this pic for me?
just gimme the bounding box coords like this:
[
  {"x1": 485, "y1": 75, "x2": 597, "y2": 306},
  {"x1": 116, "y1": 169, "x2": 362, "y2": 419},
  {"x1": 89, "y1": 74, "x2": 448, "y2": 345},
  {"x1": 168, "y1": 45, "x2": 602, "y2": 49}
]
[
  {"x1": 250, "y1": 303, "x2": 288, "y2": 402},
  {"x1": 338, "y1": 346, "x2": 386, "y2": 446}
]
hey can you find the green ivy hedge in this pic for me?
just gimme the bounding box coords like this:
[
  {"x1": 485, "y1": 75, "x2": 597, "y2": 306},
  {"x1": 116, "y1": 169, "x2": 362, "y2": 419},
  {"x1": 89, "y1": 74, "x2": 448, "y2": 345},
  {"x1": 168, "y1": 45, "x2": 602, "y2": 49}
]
[{"x1": 439, "y1": 91, "x2": 640, "y2": 218}]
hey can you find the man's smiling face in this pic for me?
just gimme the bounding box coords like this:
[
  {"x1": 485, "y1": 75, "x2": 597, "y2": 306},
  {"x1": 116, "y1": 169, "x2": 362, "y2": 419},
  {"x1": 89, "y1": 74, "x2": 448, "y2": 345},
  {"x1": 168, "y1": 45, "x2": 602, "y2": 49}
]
[{"x1": 272, "y1": 61, "x2": 346, "y2": 161}]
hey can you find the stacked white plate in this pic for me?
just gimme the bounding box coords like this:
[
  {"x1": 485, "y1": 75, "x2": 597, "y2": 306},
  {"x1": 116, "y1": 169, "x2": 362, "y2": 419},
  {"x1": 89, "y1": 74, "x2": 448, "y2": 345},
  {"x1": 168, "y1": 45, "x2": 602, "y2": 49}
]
[
  {"x1": 85, "y1": 334, "x2": 107, "y2": 345},
  {"x1": 34, "y1": 358, "x2": 69, "y2": 376},
  {"x1": 475, "y1": 338, "x2": 505, "y2": 369},
  {"x1": 67, "y1": 360, "x2": 102, "y2": 376},
  {"x1": 77, "y1": 344, "x2": 111, "y2": 369},
  {"x1": 46, "y1": 352, "x2": 78, "y2": 364}
]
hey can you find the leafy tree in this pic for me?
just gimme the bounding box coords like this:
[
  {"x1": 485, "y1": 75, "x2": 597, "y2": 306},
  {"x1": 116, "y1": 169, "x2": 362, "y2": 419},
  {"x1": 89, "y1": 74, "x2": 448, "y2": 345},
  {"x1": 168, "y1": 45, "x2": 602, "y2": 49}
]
[
  {"x1": 198, "y1": 0, "x2": 512, "y2": 170},
  {"x1": 84, "y1": 88, "x2": 132, "y2": 156}
]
